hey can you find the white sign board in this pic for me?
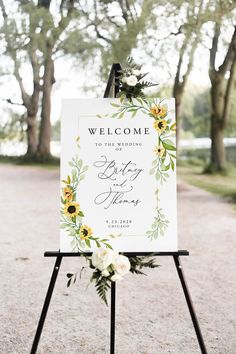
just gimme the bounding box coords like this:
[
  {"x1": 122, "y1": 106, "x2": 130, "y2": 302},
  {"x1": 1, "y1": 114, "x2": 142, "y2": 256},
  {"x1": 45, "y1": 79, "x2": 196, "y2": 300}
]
[{"x1": 60, "y1": 98, "x2": 177, "y2": 252}]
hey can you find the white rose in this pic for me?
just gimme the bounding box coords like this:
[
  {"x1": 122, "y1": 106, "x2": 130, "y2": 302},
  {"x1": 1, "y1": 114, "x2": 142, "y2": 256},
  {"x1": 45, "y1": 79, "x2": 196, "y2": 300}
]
[
  {"x1": 113, "y1": 255, "x2": 130, "y2": 276},
  {"x1": 91, "y1": 248, "x2": 115, "y2": 271},
  {"x1": 101, "y1": 269, "x2": 110, "y2": 277},
  {"x1": 111, "y1": 273, "x2": 123, "y2": 282},
  {"x1": 122, "y1": 76, "x2": 128, "y2": 83},
  {"x1": 132, "y1": 69, "x2": 140, "y2": 76},
  {"x1": 126, "y1": 75, "x2": 138, "y2": 86}
]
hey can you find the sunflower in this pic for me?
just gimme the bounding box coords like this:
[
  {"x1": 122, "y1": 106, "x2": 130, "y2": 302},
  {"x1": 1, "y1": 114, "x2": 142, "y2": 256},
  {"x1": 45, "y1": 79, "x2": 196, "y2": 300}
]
[
  {"x1": 62, "y1": 187, "x2": 74, "y2": 202},
  {"x1": 79, "y1": 225, "x2": 93, "y2": 240},
  {"x1": 64, "y1": 202, "x2": 80, "y2": 218},
  {"x1": 153, "y1": 119, "x2": 167, "y2": 133},
  {"x1": 150, "y1": 105, "x2": 167, "y2": 118},
  {"x1": 154, "y1": 145, "x2": 165, "y2": 158}
]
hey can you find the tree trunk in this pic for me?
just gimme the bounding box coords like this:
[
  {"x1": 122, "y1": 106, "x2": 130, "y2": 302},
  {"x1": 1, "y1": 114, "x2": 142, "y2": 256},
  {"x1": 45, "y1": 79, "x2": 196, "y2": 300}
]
[
  {"x1": 210, "y1": 115, "x2": 226, "y2": 171},
  {"x1": 174, "y1": 92, "x2": 182, "y2": 153},
  {"x1": 173, "y1": 85, "x2": 184, "y2": 155},
  {"x1": 37, "y1": 46, "x2": 54, "y2": 159},
  {"x1": 26, "y1": 112, "x2": 37, "y2": 155},
  {"x1": 208, "y1": 72, "x2": 226, "y2": 172},
  {"x1": 208, "y1": 25, "x2": 236, "y2": 173}
]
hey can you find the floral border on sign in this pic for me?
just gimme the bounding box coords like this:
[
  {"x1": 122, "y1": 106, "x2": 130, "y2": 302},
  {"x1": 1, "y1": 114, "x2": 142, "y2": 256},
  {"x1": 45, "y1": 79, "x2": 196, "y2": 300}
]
[
  {"x1": 60, "y1": 137, "x2": 112, "y2": 252},
  {"x1": 103, "y1": 96, "x2": 176, "y2": 240}
]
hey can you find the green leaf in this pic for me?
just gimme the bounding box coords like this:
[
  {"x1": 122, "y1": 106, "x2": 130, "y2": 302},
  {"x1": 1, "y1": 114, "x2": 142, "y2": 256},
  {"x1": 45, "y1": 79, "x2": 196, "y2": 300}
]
[
  {"x1": 83, "y1": 165, "x2": 89, "y2": 172},
  {"x1": 85, "y1": 238, "x2": 91, "y2": 248},
  {"x1": 169, "y1": 153, "x2": 176, "y2": 159},
  {"x1": 77, "y1": 159, "x2": 83, "y2": 168},
  {"x1": 118, "y1": 112, "x2": 125, "y2": 119},
  {"x1": 155, "y1": 171, "x2": 160, "y2": 181},
  {"x1": 96, "y1": 240, "x2": 101, "y2": 248},
  {"x1": 120, "y1": 94, "x2": 126, "y2": 103},
  {"x1": 162, "y1": 141, "x2": 176, "y2": 151},
  {"x1": 105, "y1": 243, "x2": 113, "y2": 250},
  {"x1": 60, "y1": 223, "x2": 68, "y2": 229},
  {"x1": 110, "y1": 103, "x2": 121, "y2": 108},
  {"x1": 152, "y1": 160, "x2": 157, "y2": 166},
  {"x1": 163, "y1": 138, "x2": 175, "y2": 145},
  {"x1": 79, "y1": 211, "x2": 84, "y2": 217},
  {"x1": 135, "y1": 97, "x2": 144, "y2": 105},
  {"x1": 67, "y1": 175, "x2": 71, "y2": 184},
  {"x1": 149, "y1": 167, "x2": 156, "y2": 175},
  {"x1": 61, "y1": 197, "x2": 66, "y2": 204},
  {"x1": 162, "y1": 163, "x2": 170, "y2": 171}
]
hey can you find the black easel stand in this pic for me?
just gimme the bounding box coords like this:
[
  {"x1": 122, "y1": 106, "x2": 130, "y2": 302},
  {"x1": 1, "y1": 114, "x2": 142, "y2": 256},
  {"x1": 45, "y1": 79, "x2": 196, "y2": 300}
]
[{"x1": 30, "y1": 64, "x2": 207, "y2": 354}]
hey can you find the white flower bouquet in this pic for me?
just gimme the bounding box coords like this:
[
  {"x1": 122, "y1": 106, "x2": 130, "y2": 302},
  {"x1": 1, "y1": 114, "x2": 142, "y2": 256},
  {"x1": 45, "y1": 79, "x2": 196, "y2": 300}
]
[{"x1": 67, "y1": 248, "x2": 159, "y2": 305}]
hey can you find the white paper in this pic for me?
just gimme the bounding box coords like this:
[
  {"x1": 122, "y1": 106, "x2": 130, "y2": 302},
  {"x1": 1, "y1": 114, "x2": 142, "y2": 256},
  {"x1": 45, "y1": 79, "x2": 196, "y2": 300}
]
[{"x1": 60, "y1": 98, "x2": 177, "y2": 252}]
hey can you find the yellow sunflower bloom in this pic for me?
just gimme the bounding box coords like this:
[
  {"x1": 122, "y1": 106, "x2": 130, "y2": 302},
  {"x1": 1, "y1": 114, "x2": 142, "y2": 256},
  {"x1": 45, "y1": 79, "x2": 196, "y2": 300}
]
[
  {"x1": 79, "y1": 225, "x2": 93, "y2": 240},
  {"x1": 64, "y1": 202, "x2": 80, "y2": 218},
  {"x1": 150, "y1": 105, "x2": 167, "y2": 118},
  {"x1": 154, "y1": 145, "x2": 165, "y2": 158},
  {"x1": 62, "y1": 187, "x2": 74, "y2": 202},
  {"x1": 153, "y1": 119, "x2": 167, "y2": 133}
]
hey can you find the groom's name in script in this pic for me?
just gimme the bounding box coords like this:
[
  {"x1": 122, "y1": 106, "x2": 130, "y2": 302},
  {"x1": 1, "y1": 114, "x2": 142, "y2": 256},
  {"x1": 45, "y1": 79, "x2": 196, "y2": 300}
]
[
  {"x1": 94, "y1": 186, "x2": 141, "y2": 210},
  {"x1": 88, "y1": 127, "x2": 150, "y2": 135}
]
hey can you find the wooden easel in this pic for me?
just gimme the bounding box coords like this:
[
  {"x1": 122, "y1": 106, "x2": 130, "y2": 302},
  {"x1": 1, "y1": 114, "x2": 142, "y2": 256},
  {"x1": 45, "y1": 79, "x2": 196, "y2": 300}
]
[{"x1": 30, "y1": 64, "x2": 208, "y2": 354}]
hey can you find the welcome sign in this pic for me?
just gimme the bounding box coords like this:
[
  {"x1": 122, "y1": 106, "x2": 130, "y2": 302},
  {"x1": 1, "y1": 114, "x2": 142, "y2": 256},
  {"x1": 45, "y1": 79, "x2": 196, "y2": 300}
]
[{"x1": 60, "y1": 98, "x2": 177, "y2": 252}]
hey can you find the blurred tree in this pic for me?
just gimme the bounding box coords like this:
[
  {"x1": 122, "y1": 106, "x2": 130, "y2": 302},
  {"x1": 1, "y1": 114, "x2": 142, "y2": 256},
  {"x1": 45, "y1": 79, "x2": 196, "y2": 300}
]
[
  {"x1": 51, "y1": 119, "x2": 60, "y2": 141},
  {"x1": 0, "y1": 109, "x2": 26, "y2": 142},
  {"x1": 0, "y1": 0, "x2": 40, "y2": 155},
  {"x1": 208, "y1": 23, "x2": 236, "y2": 172},
  {"x1": 173, "y1": 0, "x2": 205, "y2": 151},
  {"x1": 0, "y1": 0, "x2": 155, "y2": 160},
  {"x1": 0, "y1": 0, "x2": 84, "y2": 159},
  {"x1": 80, "y1": 0, "x2": 157, "y2": 77}
]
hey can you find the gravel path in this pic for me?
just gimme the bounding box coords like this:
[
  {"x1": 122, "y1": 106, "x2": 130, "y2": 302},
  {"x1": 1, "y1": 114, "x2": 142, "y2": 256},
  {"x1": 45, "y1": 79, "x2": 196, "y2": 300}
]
[{"x1": 0, "y1": 164, "x2": 236, "y2": 354}]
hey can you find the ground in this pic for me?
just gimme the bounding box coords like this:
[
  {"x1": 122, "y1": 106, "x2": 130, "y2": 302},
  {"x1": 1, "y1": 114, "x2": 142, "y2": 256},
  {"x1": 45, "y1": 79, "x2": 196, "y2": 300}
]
[{"x1": 0, "y1": 164, "x2": 236, "y2": 354}]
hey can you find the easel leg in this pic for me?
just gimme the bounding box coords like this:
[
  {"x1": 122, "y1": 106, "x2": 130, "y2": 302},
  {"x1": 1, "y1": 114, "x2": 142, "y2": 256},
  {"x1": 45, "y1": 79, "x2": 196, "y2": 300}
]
[
  {"x1": 30, "y1": 255, "x2": 63, "y2": 354},
  {"x1": 173, "y1": 256, "x2": 207, "y2": 354},
  {"x1": 110, "y1": 281, "x2": 116, "y2": 354}
]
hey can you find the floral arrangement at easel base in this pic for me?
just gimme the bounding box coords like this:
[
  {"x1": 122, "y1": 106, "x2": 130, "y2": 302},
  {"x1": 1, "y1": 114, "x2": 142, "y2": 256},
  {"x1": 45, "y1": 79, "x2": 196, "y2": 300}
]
[
  {"x1": 63, "y1": 57, "x2": 176, "y2": 304},
  {"x1": 67, "y1": 248, "x2": 159, "y2": 305}
]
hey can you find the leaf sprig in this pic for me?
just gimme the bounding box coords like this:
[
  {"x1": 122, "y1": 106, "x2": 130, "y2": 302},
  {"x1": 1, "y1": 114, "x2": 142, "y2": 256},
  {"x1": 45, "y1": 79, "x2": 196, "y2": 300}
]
[{"x1": 129, "y1": 256, "x2": 159, "y2": 275}]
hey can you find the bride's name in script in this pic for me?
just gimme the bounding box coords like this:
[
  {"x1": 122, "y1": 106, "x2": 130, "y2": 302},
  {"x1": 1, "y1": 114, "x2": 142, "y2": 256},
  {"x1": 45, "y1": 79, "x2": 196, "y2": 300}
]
[
  {"x1": 93, "y1": 155, "x2": 143, "y2": 181},
  {"x1": 93, "y1": 155, "x2": 143, "y2": 209}
]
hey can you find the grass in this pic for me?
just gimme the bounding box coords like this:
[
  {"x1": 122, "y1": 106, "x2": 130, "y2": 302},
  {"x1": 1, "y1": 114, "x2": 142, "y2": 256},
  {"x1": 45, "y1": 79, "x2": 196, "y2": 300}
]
[{"x1": 178, "y1": 161, "x2": 236, "y2": 207}]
